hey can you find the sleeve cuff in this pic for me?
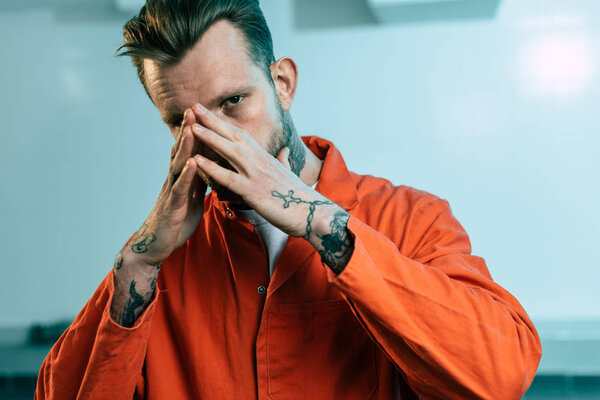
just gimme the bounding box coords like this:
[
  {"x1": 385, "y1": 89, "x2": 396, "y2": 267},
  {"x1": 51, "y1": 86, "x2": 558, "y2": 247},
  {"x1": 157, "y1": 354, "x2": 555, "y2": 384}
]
[{"x1": 324, "y1": 213, "x2": 393, "y2": 293}]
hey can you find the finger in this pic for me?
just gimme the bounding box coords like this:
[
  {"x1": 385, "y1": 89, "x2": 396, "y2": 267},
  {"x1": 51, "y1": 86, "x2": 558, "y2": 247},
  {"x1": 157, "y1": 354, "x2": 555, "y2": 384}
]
[
  {"x1": 171, "y1": 110, "x2": 188, "y2": 161},
  {"x1": 189, "y1": 169, "x2": 207, "y2": 197},
  {"x1": 188, "y1": 171, "x2": 208, "y2": 211},
  {"x1": 192, "y1": 103, "x2": 243, "y2": 143},
  {"x1": 183, "y1": 107, "x2": 196, "y2": 126},
  {"x1": 276, "y1": 147, "x2": 291, "y2": 170},
  {"x1": 171, "y1": 125, "x2": 196, "y2": 184},
  {"x1": 170, "y1": 158, "x2": 196, "y2": 207},
  {"x1": 181, "y1": 109, "x2": 204, "y2": 167},
  {"x1": 191, "y1": 124, "x2": 247, "y2": 172},
  {"x1": 194, "y1": 154, "x2": 240, "y2": 192},
  {"x1": 188, "y1": 157, "x2": 208, "y2": 197},
  {"x1": 171, "y1": 109, "x2": 197, "y2": 161}
]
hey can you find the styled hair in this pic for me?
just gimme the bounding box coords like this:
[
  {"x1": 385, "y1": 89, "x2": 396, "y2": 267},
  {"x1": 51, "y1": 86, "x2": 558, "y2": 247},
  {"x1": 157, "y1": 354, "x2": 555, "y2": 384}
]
[{"x1": 115, "y1": 0, "x2": 276, "y2": 101}]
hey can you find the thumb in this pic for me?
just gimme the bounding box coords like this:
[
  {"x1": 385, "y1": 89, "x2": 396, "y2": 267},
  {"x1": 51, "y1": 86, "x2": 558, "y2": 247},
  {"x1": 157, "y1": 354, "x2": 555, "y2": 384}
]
[{"x1": 276, "y1": 147, "x2": 291, "y2": 170}]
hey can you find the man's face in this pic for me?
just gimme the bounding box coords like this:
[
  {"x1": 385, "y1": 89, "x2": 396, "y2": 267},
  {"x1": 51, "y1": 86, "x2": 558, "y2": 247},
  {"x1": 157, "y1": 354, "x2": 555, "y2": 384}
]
[{"x1": 144, "y1": 19, "x2": 287, "y2": 206}]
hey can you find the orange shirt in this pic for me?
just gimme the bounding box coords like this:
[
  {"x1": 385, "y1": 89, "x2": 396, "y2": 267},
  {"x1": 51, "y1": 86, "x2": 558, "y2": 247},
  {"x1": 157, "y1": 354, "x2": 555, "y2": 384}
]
[{"x1": 35, "y1": 135, "x2": 542, "y2": 399}]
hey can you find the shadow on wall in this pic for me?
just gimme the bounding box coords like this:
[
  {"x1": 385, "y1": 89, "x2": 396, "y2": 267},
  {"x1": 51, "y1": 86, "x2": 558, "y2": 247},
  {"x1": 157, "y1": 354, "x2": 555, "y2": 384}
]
[{"x1": 293, "y1": 0, "x2": 502, "y2": 30}]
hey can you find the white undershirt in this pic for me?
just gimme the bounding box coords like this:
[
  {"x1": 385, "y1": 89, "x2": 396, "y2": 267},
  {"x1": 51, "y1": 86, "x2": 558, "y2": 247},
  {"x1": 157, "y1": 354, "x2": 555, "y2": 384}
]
[{"x1": 236, "y1": 181, "x2": 319, "y2": 278}]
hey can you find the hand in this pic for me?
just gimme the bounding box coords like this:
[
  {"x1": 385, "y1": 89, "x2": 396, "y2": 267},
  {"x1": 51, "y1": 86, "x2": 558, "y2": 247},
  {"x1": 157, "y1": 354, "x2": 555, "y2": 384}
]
[
  {"x1": 189, "y1": 103, "x2": 338, "y2": 239},
  {"x1": 128, "y1": 108, "x2": 208, "y2": 266}
]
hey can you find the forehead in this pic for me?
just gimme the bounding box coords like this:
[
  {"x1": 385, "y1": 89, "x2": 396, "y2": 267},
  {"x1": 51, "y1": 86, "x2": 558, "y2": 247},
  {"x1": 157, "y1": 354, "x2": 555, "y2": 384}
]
[{"x1": 144, "y1": 19, "x2": 261, "y2": 114}]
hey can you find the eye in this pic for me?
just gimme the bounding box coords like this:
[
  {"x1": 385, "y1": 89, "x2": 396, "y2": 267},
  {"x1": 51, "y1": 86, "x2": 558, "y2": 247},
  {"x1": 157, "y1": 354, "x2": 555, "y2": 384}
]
[{"x1": 224, "y1": 95, "x2": 244, "y2": 108}]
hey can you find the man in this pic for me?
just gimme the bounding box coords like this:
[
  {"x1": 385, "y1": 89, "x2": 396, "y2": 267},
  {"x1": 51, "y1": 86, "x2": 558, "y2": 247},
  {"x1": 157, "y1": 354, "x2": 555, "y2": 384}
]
[{"x1": 35, "y1": 0, "x2": 542, "y2": 399}]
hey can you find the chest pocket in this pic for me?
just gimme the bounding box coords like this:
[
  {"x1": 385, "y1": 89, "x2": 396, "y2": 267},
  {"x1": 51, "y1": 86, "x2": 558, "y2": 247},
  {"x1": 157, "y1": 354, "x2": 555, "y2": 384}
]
[{"x1": 266, "y1": 298, "x2": 378, "y2": 399}]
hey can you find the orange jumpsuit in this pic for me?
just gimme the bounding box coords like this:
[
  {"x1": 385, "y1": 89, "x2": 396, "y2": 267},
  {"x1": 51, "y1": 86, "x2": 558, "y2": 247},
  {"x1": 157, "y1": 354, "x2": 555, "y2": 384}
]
[{"x1": 35, "y1": 135, "x2": 542, "y2": 399}]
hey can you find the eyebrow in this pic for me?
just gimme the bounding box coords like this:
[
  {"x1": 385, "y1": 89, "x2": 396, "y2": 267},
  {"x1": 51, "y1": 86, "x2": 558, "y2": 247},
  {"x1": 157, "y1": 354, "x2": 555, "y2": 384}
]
[{"x1": 163, "y1": 84, "x2": 257, "y2": 126}]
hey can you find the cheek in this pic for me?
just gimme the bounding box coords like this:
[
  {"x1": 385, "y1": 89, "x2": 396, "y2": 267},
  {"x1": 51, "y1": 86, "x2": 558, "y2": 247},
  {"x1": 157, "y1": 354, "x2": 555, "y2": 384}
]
[{"x1": 225, "y1": 95, "x2": 278, "y2": 147}]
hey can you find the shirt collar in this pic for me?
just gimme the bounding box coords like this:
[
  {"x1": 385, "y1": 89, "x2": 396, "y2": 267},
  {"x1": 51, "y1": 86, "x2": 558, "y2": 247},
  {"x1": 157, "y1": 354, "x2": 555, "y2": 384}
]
[
  {"x1": 211, "y1": 135, "x2": 360, "y2": 220},
  {"x1": 302, "y1": 135, "x2": 360, "y2": 211}
]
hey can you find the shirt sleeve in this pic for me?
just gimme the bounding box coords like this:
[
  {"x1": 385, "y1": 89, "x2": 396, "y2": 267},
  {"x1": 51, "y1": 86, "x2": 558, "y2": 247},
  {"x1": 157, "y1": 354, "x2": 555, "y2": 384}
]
[
  {"x1": 325, "y1": 196, "x2": 542, "y2": 399},
  {"x1": 35, "y1": 236, "x2": 158, "y2": 400}
]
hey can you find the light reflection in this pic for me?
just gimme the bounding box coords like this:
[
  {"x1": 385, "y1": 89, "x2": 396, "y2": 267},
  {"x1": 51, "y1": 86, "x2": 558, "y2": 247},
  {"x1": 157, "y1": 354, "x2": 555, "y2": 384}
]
[{"x1": 518, "y1": 32, "x2": 595, "y2": 96}]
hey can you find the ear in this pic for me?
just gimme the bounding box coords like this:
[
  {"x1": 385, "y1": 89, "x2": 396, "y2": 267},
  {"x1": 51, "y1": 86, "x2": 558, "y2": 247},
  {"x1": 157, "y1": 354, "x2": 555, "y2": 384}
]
[{"x1": 270, "y1": 57, "x2": 298, "y2": 111}]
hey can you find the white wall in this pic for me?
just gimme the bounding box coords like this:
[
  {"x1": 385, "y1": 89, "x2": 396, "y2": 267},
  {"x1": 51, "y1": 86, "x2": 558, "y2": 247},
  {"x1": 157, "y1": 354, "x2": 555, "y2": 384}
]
[{"x1": 0, "y1": 0, "x2": 598, "y2": 326}]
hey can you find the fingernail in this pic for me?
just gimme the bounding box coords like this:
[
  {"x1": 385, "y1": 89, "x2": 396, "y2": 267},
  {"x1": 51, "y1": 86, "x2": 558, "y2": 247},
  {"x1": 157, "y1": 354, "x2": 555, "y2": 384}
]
[
  {"x1": 195, "y1": 103, "x2": 207, "y2": 114},
  {"x1": 192, "y1": 123, "x2": 205, "y2": 133}
]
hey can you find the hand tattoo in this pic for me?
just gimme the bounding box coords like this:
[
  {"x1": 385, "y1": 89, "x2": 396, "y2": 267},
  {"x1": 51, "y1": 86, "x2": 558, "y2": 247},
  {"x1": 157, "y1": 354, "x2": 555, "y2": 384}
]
[{"x1": 114, "y1": 261, "x2": 162, "y2": 327}]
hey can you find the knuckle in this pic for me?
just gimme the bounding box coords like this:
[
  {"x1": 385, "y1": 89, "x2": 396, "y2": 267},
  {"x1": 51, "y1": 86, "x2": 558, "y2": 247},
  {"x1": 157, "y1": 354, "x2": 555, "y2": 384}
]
[
  {"x1": 225, "y1": 174, "x2": 235, "y2": 189},
  {"x1": 232, "y1": 172, "x2": 242, "y2": 187},
  {"x1": 175, "y1": 181, "x2": 184, "y2": 193},
  {"x1": 232, "y1": 129, "x2": 243, "y2": 143},
  {"x1": 233, "y1": 143, "x2": 244, "y2": 157}
]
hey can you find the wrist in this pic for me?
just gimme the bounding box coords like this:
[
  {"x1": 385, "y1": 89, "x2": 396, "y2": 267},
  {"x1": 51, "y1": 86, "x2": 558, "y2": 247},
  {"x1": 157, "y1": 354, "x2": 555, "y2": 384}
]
[
  {"x1": 110, "y1": 248, "x2": 161, "y2": 327},
  {"x1": 308, "y1": 205, "x2": 334, "y2": 235},
  {"x1": 306, "y1": 206, "x2": 354, "y2": 274},
  {"x1": 113, "y1": 247, "x2": 162, "y2": 287}
]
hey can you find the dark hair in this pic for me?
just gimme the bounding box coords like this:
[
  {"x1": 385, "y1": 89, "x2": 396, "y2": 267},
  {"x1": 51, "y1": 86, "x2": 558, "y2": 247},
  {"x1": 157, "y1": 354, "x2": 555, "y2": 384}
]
[{"x1": 116, "y1": 0, "x2": 276, "y2": 101}]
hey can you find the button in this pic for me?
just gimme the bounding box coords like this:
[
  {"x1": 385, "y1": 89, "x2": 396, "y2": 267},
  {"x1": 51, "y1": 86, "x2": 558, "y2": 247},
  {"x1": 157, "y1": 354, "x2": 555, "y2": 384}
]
[{"x1": 257, "y1": 285, "x2": 267, "y2": 295}]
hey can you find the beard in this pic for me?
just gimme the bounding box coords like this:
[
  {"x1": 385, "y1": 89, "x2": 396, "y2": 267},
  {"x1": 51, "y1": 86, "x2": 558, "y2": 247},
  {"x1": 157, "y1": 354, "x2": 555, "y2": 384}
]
[{"x1": 197, "y1": 94, "x2": 302, "y2": 211}]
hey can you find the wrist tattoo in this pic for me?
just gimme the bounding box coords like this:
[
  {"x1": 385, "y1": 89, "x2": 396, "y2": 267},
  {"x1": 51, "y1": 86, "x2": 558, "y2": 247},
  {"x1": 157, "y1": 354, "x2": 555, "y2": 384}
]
[
  {"x1": 317, "y1": 211, "x2": 353, "y2": 274},
  {"x1": 120, "y1": 280, "x2": 145, "y2": 327},
  {"x1": 270, "y1": 189, "x2": 353, "y2": 273},
  {"x1": 131, "y1": 223, "x2": 157, "y2": 254},
  {"x1": 271, "y1": 189, "x2": 333, "y2": 239}
]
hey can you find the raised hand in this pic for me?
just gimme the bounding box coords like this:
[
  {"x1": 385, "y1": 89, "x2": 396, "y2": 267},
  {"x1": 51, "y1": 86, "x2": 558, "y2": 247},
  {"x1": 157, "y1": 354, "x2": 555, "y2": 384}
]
[
  {"x1": 189, "y1": 103, "x2": 347, "y2": 246},
  {"x1": 189, "y1": 103, "x2": 354, "y2": 273},
  {"x1": 129, "y1": 108, "x2": 208, "y2": 267},
  {"x1": 110, "y1": 107, "x2": 209, "y2": 326}
]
